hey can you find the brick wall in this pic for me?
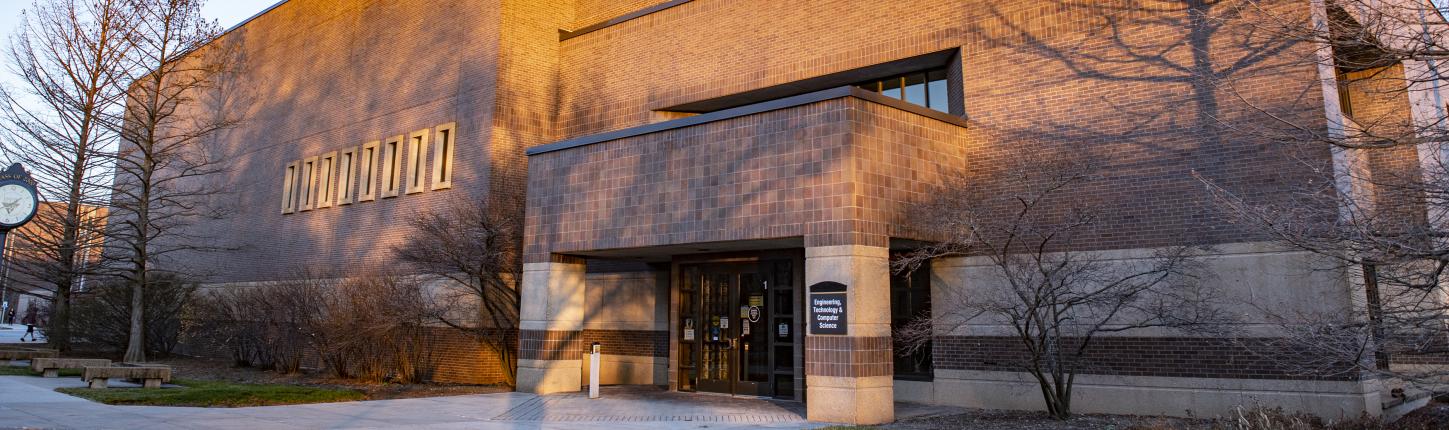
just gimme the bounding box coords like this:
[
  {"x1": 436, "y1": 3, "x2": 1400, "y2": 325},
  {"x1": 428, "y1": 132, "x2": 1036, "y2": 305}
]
[
  {"x1": 582, "y1": 330, "x2": 669, "y2": 357},
  {"x1": 428, "y1": 328, "x2": 517, "y2": 384},
  {"x1": 164, "y1": 0, "x2": 1341, "y2": 279},
  {"x1": 162, "y1": 0, "x2": 505, "y2": 284},
  {"x1": 551, "y1": 0, "x2": 1335, "y2": 253},
  {"x1": 524, "y1": 95, "x2": 969, "y2": 261},
  {"x1": 519, "y1": 329, "x2": 667, "y2": 361},
  {"x1": 934, "y1": 336, "x2": 1361, "y2": 381}
]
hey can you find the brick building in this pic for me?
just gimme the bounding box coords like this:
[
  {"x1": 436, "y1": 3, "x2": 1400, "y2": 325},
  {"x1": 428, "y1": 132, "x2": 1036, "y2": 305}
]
[{"x1": 160, "y1": 0, "x2": 1447, "y2": 424}]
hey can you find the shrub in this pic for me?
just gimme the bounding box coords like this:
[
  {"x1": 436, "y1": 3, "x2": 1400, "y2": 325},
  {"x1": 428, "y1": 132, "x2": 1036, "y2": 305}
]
[
  {"x1": 69, "y1": 273, "x2": 198, "y2": 358},
  {"x1": 187, "y1": 271, "x2": 438, "y2": 383}
]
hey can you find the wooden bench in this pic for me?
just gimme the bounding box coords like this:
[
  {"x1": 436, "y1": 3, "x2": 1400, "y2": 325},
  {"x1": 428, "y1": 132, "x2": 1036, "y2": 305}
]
[
  {"x1": 30, "y1": 358, "x2": 111, "y2": 378},
  {"x1": 0, "y1": 347, "x2": 59, "y2": 362},
  {"x1": 82, "y1": 364, "x2": 171, "y2": 389}
]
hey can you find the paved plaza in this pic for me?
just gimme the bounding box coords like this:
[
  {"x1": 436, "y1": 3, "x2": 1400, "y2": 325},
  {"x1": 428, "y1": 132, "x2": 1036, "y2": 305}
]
[
  {"x1": 0, "y1": 373, "x2": 841, "y2": 429},
  {"x1": 0, "y1": 324, "x2": 45, "y2": 344}
]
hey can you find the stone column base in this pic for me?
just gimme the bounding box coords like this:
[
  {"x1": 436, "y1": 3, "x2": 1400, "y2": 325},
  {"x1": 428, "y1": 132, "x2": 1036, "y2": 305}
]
[
  {"x1": 807, "y1": 375, "x2": 894, "y2": 424},
  {"x1": 517, "y1": 358, "x2": 582, "y2": 394}
]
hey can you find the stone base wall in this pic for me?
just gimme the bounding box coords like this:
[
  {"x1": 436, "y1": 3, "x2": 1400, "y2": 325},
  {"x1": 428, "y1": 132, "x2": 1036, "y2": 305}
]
[
  {"x1": 898, "y1": 370, "x2": 1379, "y2": 419},
  {"x1": 916, "y1": 242, "x2": 1381, "y2": 418}
]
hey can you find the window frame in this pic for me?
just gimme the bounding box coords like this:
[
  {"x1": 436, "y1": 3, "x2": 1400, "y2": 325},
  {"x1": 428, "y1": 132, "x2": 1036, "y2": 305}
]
[
  {"x1": 299, "y1": 156, "x2": 318, "y2": 211},
  {"x1": 431, "y1": 122, "x2": 456, "y2": 190},
  {"x1": 358, "y1": 140, "x2": 380, "y2": 202},
  {"x1": 381, "y1": 135, "x2": 403, "y2": 198},
  {"x1": 890, "y1": 258, "x2": 934, "y2": 382},
  {"x1": 281, "y1": 161, "x2": 299, "y2": 214},
  {"x1": 854, "y1": 66, "x2": 953, "y2": 114},
  {"x1": 405, "y1": 129, "x2": 429, "y2": 195},
  {"x1": 317, "y1": 151, "x2": 337, "y2": 208},
  {"x1": 337, "y1": 147, "x2": 357, "y2": 205}
]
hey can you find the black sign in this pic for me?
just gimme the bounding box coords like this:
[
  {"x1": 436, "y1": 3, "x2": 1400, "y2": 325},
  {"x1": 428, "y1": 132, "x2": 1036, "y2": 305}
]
[{"x1": 808, "y1": 281, "x2": 848, "y2": 335}]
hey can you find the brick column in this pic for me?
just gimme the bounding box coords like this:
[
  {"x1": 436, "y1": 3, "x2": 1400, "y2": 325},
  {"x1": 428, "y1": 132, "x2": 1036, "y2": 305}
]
[
  {"x1": 804, "y1": 245, "x2": 894, "y2": 424},
  {"x1": 516, "y1": 255, "x2": 586, "y2": 394}
]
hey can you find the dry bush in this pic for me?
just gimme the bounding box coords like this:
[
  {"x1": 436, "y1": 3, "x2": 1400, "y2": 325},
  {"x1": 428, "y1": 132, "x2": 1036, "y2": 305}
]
[
  {"x1": 69, "y1": 273, "x2": 198, "y2": 358},
  {"x1": 1203, "y1": 405, "x2": 1409, "y2": 430},
  {"x1": 187, "y1": 271, "x2": 438, "y2": 383}
]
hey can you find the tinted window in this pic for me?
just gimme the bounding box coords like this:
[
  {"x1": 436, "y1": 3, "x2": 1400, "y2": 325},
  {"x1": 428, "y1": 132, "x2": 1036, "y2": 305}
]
[{"x1": 856, "y1": 67, "x2": 952, "y2": 113}]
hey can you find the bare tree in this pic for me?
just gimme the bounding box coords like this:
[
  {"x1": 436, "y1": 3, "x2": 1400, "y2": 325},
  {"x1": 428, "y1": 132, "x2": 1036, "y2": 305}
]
[
  {"x1": 108, "y1": 0, "x2": 237, "y2": 363},
  {"x1": 895, "y1": 151, "x2": 1227, "y2": 420},
  {"x1": 394, "y1": 197, "x2": 522, "y2": 387},
  {"x1": 0, "y1": 0, "x2": 135, "y2": 351},
  {"x1": 1195, "y1": 0, "x2": 1449, "y2": 389}
]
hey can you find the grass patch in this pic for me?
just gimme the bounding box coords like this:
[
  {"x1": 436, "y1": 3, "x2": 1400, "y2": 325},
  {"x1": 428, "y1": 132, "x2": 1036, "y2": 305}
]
[
  {"x1": 0, "y1": 366, "x2": 81, "y2": 377},
  {"x1": 57, "y1": 379, "x2": 366, "y2": 407}
]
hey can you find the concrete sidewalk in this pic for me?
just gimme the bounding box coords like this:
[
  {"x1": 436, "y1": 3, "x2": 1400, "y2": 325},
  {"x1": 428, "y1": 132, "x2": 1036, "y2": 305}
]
[
  {"x1": 0, "y1": 323, "x2": 46, "y2": 344},
  {"x1": 0, "y1": 375, "x2": 828, "y2": 429}
]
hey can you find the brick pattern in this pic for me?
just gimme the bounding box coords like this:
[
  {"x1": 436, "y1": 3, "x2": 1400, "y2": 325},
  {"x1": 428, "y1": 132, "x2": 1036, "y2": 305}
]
[
  {"x1": 934, "y1": 336, "x2": 1361, "y2": 381},
  {"x1": 804, "y1": 336, "x2": 893, "y2": 378},
  {"x1": 1343, "y1": 63, "x2": 1429, "y2": 233},
  {"x1": 552, "y1": 0, "x2": 1336, "y2": 255},
  {"x1": 430, "y1": 328, "x2": 517, "y2": 385},
  {"x1": 519, "y1": 329, "x2": 584, "y2": 361},
  {"x1": 157, "y1": 0, "x2": 506, "y2": 284},
  {"x1": 520, "y1": 329, "x2": 668, "y2": 360},
  {"x1": 571, "y1": 0, "x2": 674, "y2": 29},
  {"x1": 581, "y1": 330, "x2": 669, "y2": 357},
  {"x1": 523, "y1": 96, "x2": 968, "y2": 262}
]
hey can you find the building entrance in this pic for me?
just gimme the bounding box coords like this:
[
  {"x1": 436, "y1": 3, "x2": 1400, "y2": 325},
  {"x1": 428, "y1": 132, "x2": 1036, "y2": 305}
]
[{"x1": 678, "y1": 260, "x2": 797, "y2": 399}]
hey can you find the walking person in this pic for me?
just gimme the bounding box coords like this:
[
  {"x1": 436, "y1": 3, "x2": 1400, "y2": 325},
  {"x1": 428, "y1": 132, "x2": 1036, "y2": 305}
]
[{"x1": 19, "y1": 306, "x2": 37, "y2": 342}]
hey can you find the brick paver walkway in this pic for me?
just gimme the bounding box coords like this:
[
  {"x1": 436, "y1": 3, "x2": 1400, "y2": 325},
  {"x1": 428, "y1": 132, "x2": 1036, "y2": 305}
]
[
  {"x1": 492, "y1": 387, "x2": 808, "y2": 423},
  {"x1": 0, "y1": 367, "x2": 827, "y2": 429}
]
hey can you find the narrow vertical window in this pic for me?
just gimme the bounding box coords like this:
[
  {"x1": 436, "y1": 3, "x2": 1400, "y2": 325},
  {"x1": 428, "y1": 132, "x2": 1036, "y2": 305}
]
[
  {"x1": 317, "y1": 151, "x2": 336, "y2": 208},
  {"x1": 381, "y1": 135, "x2": 403, "y2": 198},
  {"x1": 405, "y1": 129, "x2": 429, "y2": 195},
  {"x1": 299, "y1": 156, "x2": 318, "y2": 211},
  {"x1": 431, "y1": 122, "x2": 456, "y2": 190},
  {"x1": 358, "y1": 141, "x2": 379, "y2": 202},
  {"x1": 337, "y1": 148, "x2": 356, "y2": 205},
  {"x1": 281, "y1": 161, "x2": 299, "y2": 214}
]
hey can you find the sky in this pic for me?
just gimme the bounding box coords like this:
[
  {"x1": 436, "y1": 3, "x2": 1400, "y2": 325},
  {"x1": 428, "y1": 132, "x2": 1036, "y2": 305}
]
[{"x1": 0, "y1": 0, "x2": 281, "y2": 100}]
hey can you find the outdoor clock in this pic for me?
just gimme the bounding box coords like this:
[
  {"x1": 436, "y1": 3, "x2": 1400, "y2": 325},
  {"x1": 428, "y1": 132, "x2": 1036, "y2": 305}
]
[{"x1": 0, "y1": 164, "x2": 39, "y2": 230}]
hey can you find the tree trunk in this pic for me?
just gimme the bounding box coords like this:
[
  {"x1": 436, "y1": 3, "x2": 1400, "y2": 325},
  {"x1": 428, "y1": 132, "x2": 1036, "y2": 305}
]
[
  {"x1": 122, "y1": 279, "x2": 145, "y2": 363},
  {"x1": 48, "y1": 287, "x2": 71, "y2": 352}
]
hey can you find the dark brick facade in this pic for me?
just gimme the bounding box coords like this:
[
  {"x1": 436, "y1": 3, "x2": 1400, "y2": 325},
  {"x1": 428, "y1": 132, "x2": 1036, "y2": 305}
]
[
  {"x1": 429, "y1": 328, "x2": 516, "y2": 385},
  {"x1": 581, "y1": 329, "x2": 669, "y2": 358},
  {"x1": 805, "y1": 335, "x2": 893, "y2": 378},
  {"x1": 520, "y1": 329, "x2": 668, "y2": 361},
  {"x1": 519, "y1": 330, "x2": 583, "y2": 361},
  {"x1": 934, "y1": 336, "x2": 1362, "y2": 382}
]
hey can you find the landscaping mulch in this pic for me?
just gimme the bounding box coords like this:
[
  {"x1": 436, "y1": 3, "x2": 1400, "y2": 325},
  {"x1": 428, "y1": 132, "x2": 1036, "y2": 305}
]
[{"x1": 868, "y1": 409, "x2": 1213, "y2": 430}]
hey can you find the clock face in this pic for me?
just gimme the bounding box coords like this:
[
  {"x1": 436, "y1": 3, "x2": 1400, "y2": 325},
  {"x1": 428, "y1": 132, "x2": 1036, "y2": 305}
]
[{"x1": 0, "y1": 184, "x2": 35, "y2": 227}]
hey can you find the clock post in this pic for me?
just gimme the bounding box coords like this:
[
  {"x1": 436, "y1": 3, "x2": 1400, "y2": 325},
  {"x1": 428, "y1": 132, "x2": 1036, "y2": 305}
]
[{"x1": 0, "y1": 164, "x2": 39, "y2": 324}]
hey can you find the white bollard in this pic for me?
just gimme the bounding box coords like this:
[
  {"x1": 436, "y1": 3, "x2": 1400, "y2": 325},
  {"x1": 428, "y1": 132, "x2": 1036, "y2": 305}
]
[{"x1": 588, "y1": 342, "x2": 601, "y2": 399}]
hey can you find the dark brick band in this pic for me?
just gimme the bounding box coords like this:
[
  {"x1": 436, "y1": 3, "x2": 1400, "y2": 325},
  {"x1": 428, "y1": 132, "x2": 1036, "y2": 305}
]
[
  {"x1": 520, "y1": 329, "x2": 668, "y2": 360},
  {"x1": 805, "y1": 335, "x2": 893, "y2": 378},
  {"x1": 934, "y1": 336, "x2": 1361, "y2": 381},
  {"x1": 518, "y1": 329, "x2": 583, "y2": 361},
  {"x1": 581, "y1": 329, "x2": 669, "y2": 358}
]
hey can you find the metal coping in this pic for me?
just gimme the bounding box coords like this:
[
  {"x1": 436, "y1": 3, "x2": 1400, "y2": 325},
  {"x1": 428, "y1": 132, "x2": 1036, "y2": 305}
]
[
  {"x1": 559, "y1": 0, "x2": 696, "y2": 41},
  {"x1": 526, "y1": 86, "x2": 969, "y2": 156}
]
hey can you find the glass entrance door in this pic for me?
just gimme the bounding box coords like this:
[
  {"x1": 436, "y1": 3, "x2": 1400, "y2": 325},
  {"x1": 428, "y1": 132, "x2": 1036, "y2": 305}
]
[{"x1": 679, "y1": 260, "x2": 796, "y2": 399}]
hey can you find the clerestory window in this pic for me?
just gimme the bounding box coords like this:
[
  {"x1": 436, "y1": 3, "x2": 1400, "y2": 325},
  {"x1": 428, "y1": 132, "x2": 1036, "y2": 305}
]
[{"x1": 856, "y1": 68, "x2": 951, "y2": 113}]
